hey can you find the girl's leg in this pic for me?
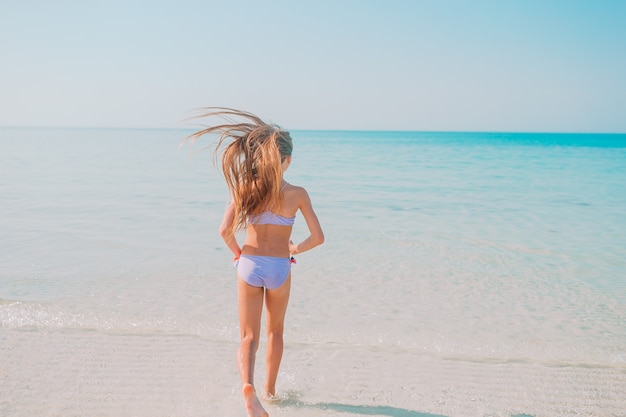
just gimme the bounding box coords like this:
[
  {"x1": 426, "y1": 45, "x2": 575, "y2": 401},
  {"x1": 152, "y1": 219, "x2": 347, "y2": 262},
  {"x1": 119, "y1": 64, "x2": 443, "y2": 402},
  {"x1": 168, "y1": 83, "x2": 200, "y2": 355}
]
[
  {"x1": 237, "y1": 278, "x2": 267, "y2": 417},
  {"x1": 264, "y1": 275, "x2": 291, "y2": 397}
]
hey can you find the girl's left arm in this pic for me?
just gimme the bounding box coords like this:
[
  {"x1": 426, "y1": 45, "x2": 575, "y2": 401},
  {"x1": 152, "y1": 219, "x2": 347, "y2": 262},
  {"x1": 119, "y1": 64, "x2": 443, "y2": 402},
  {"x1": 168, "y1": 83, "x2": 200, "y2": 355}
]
[{"x1": 219, "y1": 201, "x2": 242, "y2": 259}]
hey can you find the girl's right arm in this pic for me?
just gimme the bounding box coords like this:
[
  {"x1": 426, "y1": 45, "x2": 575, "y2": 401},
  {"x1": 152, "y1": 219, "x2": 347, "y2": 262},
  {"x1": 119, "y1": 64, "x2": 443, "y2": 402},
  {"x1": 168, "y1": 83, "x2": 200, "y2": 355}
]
[
  {"x1": 219, "y1": 201, "x2": 242, "y2": 260},
  {"x1": 289, "y1": 188, "x2": 324, "y2": 255}
]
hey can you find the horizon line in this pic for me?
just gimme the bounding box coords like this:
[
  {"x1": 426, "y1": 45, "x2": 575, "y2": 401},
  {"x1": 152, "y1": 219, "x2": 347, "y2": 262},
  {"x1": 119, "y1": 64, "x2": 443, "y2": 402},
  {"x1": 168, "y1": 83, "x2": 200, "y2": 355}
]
[{"x1": 1, "y1": 125, "x2": 625, "y2": 135}]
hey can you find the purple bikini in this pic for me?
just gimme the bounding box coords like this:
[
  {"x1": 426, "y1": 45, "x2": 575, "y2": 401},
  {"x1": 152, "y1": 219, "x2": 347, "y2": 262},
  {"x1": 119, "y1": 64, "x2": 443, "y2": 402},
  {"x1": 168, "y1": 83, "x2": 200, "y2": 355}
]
[{"x1": 236, "y1": 211, "x2": 295, "y2": 290}]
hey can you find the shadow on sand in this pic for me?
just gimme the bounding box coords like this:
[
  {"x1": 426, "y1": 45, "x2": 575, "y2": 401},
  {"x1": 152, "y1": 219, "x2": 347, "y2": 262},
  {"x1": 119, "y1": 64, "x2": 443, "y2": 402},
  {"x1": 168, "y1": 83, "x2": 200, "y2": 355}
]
[
  {"x1": 272, "y1": 392, "x2": 535, "y2": 417},
  {"x1": 300, "y1": 403, "x2": 447, "y2": 417},
  {"x1": 272, "y1": 392, "x2": 447, "y2": 417}
]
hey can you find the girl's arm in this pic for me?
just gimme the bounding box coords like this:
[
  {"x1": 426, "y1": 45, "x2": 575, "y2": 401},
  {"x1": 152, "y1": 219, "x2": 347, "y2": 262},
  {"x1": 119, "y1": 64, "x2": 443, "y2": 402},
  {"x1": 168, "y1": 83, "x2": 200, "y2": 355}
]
[
  {"x1": 219, "y1": 201, "x2": 242, "y2": 259},
  {"x1": 289, "y1": 188, "x2": 324, "y2": 255}
]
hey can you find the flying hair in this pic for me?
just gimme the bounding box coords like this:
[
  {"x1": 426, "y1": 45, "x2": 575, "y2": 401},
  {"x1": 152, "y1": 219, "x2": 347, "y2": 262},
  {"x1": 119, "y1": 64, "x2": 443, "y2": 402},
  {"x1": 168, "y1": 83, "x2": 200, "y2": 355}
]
[{"x1": 183, "y1": 107, "x2": 293, "y2": 238}]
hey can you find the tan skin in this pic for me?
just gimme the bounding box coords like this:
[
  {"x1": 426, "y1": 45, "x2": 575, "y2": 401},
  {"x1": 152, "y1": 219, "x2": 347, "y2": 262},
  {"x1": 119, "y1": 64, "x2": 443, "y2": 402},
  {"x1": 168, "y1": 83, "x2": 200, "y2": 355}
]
[{"x1": 219, "y1": 157, "x2": 324, "y2": 417}]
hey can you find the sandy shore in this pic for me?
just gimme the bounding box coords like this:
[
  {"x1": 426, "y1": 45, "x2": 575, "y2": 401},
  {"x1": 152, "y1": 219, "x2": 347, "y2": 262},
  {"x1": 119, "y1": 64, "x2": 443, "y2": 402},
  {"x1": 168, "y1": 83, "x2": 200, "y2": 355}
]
[{"x1": 2, "y1": 329, "x2": 624, "y2": 417}]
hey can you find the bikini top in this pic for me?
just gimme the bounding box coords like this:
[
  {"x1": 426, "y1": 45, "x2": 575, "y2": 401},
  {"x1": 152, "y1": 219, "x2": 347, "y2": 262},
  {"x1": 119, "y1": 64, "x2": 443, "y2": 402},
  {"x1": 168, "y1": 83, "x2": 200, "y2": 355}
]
[
  {"x1": 246, "y1": 181, "x2": 295, "y2": 226},
  {"x1": 248, "y1": 211, "x2": 295, "y2": 226}
]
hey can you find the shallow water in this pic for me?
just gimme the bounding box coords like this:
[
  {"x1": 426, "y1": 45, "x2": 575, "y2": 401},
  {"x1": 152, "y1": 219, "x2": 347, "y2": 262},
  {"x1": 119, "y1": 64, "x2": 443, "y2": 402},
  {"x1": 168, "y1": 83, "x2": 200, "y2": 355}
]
[{"x1": 1, "y1": 128, "x2": 625, "y2": 416}]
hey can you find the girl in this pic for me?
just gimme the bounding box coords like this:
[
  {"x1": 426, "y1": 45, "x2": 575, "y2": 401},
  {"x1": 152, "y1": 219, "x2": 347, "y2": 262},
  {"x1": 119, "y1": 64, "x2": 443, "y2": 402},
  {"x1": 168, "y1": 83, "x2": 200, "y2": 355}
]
[{"x1": 186, "y1": 108, "x2": 324, "y2": 417}]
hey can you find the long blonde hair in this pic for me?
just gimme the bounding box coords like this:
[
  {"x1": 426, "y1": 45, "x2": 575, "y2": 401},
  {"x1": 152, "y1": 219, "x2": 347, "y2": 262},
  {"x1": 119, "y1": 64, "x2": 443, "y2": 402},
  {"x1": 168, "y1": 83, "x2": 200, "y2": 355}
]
[{"x1": 184, "y1": 107, "x2": 293, "y2": 237}]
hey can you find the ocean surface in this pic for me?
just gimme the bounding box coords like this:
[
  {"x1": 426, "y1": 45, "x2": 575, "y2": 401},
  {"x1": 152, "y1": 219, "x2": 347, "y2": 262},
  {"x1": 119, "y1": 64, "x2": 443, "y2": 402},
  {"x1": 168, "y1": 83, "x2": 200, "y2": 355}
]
[{"x1": 1, "y1": 128, "x2": 625, "y2": 417}]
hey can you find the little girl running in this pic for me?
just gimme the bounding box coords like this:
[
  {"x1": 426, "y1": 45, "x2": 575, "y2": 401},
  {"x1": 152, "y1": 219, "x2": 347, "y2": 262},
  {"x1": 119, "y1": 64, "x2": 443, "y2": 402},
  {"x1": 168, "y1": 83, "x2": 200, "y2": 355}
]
[{"x1": 185, "y1": 108, "x2": 324, "y2": 417}]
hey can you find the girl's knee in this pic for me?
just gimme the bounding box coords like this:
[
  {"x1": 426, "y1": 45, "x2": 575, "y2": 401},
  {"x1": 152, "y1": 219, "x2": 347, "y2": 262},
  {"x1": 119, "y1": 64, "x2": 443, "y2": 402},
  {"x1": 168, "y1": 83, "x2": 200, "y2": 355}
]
[
  {"x1": 240, "y1": 334, "x2": 259, "y2": 351},
  {"x1": 267, "y1": 328, "x2": 284, "y2": 340}
]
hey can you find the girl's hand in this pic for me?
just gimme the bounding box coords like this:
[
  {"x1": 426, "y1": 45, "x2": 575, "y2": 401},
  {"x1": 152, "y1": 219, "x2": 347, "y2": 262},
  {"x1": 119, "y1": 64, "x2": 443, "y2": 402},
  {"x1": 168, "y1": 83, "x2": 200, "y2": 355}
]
[{"x1": 289, "y1": 240, "x2": 298, "y2": 255}]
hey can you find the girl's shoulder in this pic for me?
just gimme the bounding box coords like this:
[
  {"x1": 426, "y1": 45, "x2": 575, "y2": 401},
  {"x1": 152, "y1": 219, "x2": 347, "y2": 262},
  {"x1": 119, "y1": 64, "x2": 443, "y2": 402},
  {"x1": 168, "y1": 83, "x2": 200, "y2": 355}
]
[
  {"x1": 283, "y1": 182, "x2": 308, "y2": 196},
  {"x1": 282, "y1": 182, "x2": 311, "y2": 208}
]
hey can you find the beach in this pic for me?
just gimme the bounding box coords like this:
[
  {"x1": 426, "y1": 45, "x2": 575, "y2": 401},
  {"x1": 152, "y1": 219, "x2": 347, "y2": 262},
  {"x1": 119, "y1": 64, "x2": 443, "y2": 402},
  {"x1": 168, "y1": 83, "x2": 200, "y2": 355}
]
[
  {"x1": 1, "y1": 128, "x2": 625, "y2": 416},
  {"x1": 4, "y1": 330, "x2": 625, "y2": 416}
]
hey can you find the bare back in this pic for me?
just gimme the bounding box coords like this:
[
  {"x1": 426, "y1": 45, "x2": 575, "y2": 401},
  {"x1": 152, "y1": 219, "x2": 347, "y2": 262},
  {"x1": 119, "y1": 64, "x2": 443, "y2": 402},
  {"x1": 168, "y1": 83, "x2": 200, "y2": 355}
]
[{"x1": 242, "y1": 183, "x2": 302, "y2": 257}]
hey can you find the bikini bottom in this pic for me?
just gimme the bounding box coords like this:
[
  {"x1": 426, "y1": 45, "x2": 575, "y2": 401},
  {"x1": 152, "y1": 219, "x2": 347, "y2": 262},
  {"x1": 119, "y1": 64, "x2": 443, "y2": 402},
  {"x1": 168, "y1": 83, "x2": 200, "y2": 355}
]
[{"x1": 236, "y1": 255, "x2": 291, "y2": 290}]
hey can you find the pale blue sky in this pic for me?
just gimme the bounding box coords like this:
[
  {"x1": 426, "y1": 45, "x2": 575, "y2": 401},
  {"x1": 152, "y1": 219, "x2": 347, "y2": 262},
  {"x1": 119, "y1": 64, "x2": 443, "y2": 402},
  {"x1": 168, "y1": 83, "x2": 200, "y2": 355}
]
[{"x1": 1, "y1": 0, "x2": 625, "y2": 132}]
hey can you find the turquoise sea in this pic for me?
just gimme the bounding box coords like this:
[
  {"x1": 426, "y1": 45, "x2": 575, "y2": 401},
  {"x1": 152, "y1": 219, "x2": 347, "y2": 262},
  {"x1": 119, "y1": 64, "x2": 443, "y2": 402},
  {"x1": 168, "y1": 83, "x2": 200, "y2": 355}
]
[{"x1": 1, "y1": 128, "x2": 625, "y2": 417}]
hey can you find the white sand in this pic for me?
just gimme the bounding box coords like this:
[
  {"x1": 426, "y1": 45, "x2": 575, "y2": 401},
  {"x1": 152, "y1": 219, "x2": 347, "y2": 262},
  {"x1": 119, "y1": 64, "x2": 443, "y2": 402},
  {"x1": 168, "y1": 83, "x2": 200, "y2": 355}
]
[{"x1": 2, "y1": 329, "x2": 624, "y2": 417}]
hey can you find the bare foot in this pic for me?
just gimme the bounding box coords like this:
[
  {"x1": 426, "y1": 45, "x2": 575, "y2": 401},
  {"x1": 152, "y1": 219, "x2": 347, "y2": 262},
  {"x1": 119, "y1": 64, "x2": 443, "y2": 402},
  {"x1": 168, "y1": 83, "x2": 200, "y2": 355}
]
[
  {"x1": 242, "y1": 383, "x2": 268, "y2": 417},
  {"x1": 265, "y1": 393, "x2": 281, "y2": 403},
  {"x1": 264, "y1": 386, "x2": 280, "y2": 402}
]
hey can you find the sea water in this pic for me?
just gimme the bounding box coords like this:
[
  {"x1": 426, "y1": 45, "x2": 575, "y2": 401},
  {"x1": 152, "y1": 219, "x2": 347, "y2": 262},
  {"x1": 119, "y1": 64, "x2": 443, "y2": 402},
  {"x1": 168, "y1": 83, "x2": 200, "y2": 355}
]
[{"x1": 1, "y1": 128, "x2": 625, "y2": 416}]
